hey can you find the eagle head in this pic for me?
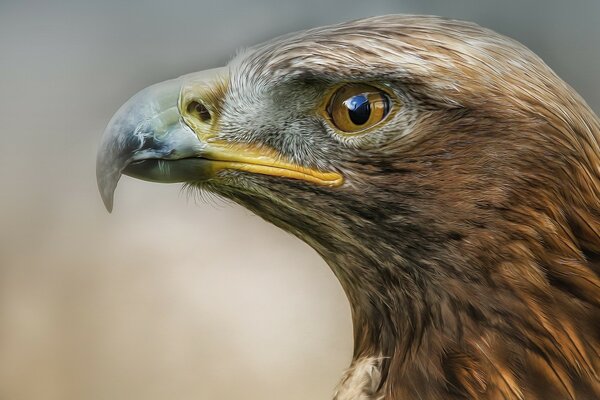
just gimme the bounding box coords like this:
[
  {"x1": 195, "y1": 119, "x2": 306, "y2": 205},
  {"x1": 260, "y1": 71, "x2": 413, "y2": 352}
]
[{"x1": 97, "y1": 15, "x2": 600, "y2": 400}]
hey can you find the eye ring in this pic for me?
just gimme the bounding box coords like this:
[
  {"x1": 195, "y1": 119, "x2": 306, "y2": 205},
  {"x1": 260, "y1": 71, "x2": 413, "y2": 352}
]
[{"x1": 324, "y1": 84, "x2": 392, "y2": 134}]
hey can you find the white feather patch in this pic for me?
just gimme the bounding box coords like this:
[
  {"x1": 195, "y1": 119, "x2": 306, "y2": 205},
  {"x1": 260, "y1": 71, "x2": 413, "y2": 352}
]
[{"x1": 333, "y1": 356, "x2": 385, "y2": 400}]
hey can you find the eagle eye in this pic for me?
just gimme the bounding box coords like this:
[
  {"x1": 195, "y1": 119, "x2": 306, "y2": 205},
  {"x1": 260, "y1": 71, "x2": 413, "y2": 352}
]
[{"x1": 326, "y1": 84, "x2": 391, "y2": 134}]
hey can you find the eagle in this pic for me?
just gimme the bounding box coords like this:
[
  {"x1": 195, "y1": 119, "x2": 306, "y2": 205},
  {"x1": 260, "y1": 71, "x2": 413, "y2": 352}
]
[{"x1": 96, "y1": 15, "x2": 600, "y2": 400}]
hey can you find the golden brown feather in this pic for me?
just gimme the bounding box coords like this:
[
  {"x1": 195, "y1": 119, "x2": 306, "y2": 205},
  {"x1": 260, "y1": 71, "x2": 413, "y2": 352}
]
[{"x1": 97, "y1": 15, "x2": 600, "y2": 400}]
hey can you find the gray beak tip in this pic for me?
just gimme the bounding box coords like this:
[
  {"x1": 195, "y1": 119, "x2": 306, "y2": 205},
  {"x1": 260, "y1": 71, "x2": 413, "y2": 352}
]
[
  {"x1": 101, "y1": 193, "x2": 114, "y2": 213},
  {"x1": 96, "y1": 78, "x2": 184, "y2": 213},
  {"x1": 95, "y1": 68, "x2": 227, "y2": 212},
  {"x1": 97, "y1": 134, "x2": 124, "y2": 213},
  {"x1": 96, "y1": 166, "x2": 119, "y2": 213}
]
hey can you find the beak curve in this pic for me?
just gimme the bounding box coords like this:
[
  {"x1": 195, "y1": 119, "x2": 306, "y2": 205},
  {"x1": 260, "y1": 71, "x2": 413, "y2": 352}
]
[
  {"x1": 96, "y1": 71, "x2": 219, "y2": 212},
  {"x1": 96, "y1": 68, "x2": 344, "y2": 212}
]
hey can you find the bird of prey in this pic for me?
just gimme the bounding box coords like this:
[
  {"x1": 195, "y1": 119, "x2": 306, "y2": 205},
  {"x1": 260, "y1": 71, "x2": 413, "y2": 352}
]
[{"x1": 97, "y1": 15, "x2": 600, "y2": 400}]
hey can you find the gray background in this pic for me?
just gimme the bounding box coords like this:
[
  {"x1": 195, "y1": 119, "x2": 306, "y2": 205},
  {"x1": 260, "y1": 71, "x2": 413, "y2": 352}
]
[{"x1": 1, "y1": 1, "x2": 598, "y2": 399}]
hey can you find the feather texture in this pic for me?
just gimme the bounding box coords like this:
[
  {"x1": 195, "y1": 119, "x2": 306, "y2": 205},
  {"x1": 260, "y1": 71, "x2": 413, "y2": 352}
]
[{"x1": 210, "y1": 16, "x2": 600, "y2": 399}]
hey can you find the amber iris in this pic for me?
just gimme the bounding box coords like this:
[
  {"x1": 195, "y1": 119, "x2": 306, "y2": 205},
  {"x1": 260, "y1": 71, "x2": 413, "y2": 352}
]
[{"x1": 327, "y1": 84, "x2": 391, "y2": 134}]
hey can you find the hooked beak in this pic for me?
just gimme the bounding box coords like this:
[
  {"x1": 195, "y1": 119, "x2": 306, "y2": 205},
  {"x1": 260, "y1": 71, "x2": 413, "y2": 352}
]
[{"x1": 96, "y1": 67, "x2": 343, "y2": 212}]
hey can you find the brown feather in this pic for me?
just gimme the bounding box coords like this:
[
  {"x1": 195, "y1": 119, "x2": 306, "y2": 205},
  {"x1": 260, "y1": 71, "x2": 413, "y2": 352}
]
[{"x1": 190, "y1": 15, "x2": 600, "y2": 399}]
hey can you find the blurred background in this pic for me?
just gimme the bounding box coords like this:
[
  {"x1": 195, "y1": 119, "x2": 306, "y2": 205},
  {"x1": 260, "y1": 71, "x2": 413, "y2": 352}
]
[{"x1": 0, "y1": 0, "x2": 598, "y2": 399}]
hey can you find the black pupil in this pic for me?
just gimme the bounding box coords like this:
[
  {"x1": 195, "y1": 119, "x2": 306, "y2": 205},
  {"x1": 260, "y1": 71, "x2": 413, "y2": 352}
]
[{"x1": 344, "y1": 94, "x2": 371, "y2": 125}]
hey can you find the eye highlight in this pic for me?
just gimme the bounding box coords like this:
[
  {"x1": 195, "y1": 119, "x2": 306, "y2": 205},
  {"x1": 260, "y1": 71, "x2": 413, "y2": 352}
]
[{"x1": 325, "y1": 84, "x2": 391, "y2": 134}]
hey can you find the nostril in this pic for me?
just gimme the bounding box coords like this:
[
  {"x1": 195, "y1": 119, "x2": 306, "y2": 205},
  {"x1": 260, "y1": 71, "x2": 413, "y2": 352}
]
[{"x1": 186, "y1": 100, "x2": 211, "y2": 122}]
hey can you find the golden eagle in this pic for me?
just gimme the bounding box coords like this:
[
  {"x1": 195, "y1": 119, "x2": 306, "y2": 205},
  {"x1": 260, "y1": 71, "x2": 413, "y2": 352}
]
[{"x1": 97, "y1": 15, "x2": 600, "y2": 400}]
